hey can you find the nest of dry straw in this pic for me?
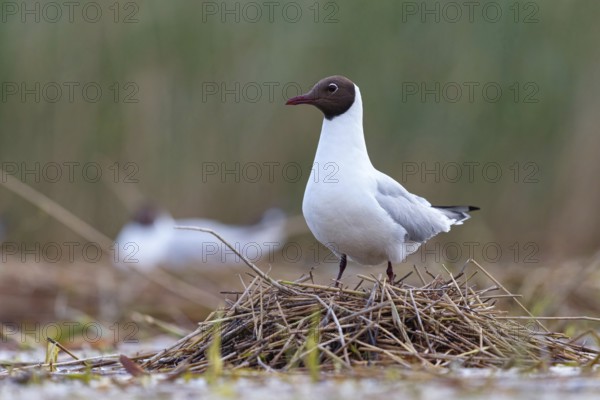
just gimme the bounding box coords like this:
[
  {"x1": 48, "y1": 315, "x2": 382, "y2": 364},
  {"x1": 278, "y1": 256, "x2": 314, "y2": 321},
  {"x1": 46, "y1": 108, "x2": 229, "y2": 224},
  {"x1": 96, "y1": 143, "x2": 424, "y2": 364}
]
[{"x1": 141, "y1": 259, "x2": 597, "y2": 373}]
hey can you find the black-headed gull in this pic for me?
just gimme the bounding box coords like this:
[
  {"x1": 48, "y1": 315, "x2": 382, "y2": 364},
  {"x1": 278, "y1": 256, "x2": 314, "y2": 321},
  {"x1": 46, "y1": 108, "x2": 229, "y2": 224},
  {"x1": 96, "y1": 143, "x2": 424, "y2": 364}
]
[
  {"x1": 114, "y1": 206, "x2": 288, "y2": 270},
  {"x1": 113, "y1": 205, "x2": 174, "y2": 269},
  {"x1": 286, "y1": 75, "x2": 478, "y2": 284},
  {"x1": 170, "y1": 208, "x2": 287, "y2": 266}
]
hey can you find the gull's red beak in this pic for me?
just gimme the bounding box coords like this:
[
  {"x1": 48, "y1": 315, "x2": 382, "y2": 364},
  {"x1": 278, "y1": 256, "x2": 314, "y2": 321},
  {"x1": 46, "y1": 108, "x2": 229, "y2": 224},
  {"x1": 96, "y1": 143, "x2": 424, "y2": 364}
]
[{"x1": 285, "y1": 94, "x2": 315, "y2": 105}]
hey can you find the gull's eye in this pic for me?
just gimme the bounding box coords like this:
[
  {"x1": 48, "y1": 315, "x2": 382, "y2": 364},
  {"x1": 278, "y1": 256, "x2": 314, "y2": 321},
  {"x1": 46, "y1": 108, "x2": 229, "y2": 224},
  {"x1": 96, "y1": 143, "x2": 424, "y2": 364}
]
[{"x1": 327, "y1": 83, "x2": 338, "y2": 93}]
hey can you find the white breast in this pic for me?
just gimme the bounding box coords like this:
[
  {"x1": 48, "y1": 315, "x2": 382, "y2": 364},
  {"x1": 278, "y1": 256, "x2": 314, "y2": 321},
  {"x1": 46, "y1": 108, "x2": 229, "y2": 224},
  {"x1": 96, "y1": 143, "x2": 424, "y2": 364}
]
[{"x1": 302, "y1": 87, "x2": 409, "y2": 265}]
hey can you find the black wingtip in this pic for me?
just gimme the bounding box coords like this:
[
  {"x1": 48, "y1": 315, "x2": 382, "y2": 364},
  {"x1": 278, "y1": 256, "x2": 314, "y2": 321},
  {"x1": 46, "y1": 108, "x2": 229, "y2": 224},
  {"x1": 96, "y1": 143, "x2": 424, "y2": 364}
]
[{"x1": 433, "y1": 205, "x2": 480, "y2": 212}]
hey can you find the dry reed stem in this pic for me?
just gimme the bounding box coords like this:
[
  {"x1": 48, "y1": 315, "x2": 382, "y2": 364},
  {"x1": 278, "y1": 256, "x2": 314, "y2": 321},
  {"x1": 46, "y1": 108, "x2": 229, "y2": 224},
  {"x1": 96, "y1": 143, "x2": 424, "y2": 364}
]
[
  {"x1": 135, "y1": 266, "x2": 597, "y2": 373},
  {"x1": 2, "y1": 222, "x2": 599, "y2": 376},
  {"x1": 0, "y1": 170, "x2": 221, "y2": 307}
]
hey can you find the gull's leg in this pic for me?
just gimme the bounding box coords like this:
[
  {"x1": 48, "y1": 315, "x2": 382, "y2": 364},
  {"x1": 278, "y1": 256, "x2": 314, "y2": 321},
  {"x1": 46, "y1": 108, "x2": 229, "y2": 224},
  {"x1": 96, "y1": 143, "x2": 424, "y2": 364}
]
[
  {"x1": 386, "y1": 261, "x2": 395, "y2": 284},
  {"x1": 335, "y1": 254, "x2": 347, "y2": 287}
]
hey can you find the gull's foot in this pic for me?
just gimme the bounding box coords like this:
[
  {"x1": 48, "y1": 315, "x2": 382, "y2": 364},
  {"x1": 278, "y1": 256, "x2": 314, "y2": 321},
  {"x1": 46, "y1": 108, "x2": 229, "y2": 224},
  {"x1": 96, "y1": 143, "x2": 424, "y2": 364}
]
[
  {"x1": 335, "y1": 254, "x2": 348, "y2": 288},
  {"x1": 386, "y1": 261, "x2": 395, "y2": 284}
]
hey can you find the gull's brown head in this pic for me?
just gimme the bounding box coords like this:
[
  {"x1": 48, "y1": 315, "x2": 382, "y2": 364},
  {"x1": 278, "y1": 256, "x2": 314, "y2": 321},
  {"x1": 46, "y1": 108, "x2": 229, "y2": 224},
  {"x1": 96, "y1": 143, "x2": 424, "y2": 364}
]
[
  {"x1": 286, "y1": 75, "x2": 356, "y2": 120},
  {"x1": 133, "y1": 204, "x2": 158, "y2": 226}
]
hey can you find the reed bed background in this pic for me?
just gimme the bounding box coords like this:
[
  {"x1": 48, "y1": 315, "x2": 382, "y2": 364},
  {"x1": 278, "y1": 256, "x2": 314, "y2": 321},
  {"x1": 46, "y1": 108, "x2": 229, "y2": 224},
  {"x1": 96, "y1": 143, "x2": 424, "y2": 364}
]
[{"x1": 0, "y1": 0, "x2": 599, "y2": 261}]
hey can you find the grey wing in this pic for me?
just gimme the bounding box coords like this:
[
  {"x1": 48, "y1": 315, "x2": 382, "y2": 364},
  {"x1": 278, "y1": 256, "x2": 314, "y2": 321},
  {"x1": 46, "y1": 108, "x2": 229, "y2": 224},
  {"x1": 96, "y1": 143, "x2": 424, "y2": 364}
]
[{"x1": 375, "y1": 173, "x2": 451, "y2": 243}]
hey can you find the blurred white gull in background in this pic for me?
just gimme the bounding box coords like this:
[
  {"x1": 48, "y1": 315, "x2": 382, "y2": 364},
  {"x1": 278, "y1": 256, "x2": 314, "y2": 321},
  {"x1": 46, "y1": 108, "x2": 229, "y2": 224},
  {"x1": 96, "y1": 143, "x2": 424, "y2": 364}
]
[
  {"x1": 113, "y1": 206, "x2": 173, "y2": 270},
  {"x1": 113, "y1": 206, "x2": 289, "y2": 270}
]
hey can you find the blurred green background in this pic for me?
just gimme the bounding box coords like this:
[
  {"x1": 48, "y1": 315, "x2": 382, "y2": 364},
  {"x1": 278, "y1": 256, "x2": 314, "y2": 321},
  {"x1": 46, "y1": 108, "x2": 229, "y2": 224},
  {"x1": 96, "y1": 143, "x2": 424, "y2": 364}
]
[{"x1": 1, "y1": 0, "x2": 599, "y2": 265}]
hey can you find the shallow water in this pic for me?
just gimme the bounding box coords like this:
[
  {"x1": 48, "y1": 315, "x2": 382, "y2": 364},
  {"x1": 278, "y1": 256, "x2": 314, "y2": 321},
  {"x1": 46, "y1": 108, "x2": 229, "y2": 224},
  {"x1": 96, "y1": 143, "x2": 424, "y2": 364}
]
[
  {"x1": 2, "y1": 344, "x2": 600, "y2": 400},
  {"x1": 2, "y1": 371, "x2": 600, "y2": 400}
]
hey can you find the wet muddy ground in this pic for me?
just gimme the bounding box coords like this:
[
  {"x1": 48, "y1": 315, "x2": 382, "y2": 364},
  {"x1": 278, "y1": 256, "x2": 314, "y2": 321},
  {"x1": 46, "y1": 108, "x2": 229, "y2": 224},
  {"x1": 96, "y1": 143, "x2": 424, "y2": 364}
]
[{"x1": 2, "y1": 343, "x2": 600, "y2": 400}]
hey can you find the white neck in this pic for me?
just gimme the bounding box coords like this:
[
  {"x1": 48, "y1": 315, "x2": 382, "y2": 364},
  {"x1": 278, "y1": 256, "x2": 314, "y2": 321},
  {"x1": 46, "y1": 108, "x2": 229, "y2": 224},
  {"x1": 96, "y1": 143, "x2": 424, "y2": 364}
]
[{"x1": 313, "y1": 85, "x2": 372, "y2": 168}]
